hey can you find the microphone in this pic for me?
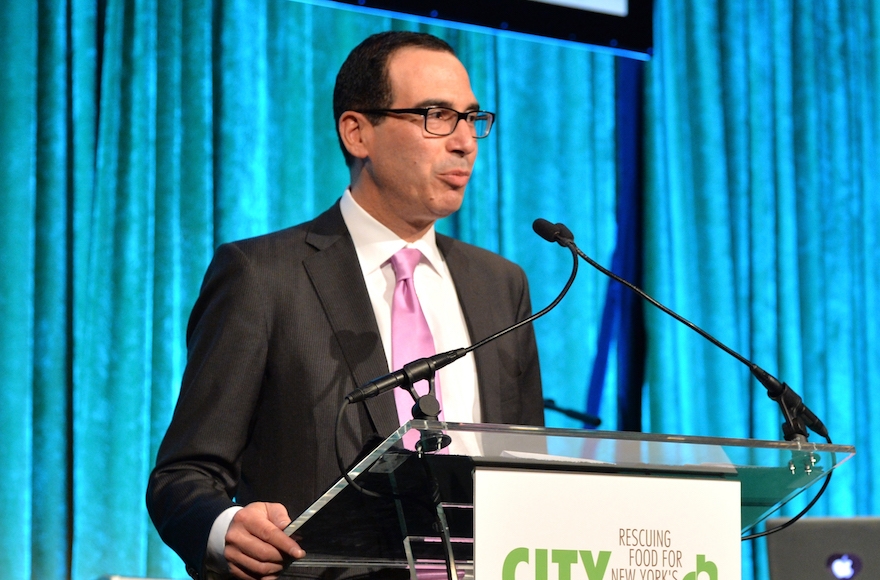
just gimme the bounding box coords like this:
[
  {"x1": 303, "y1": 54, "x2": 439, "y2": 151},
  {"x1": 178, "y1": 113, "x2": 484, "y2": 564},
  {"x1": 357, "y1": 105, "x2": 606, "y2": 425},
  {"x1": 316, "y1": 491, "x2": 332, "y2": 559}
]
[
  {"x1": 551, "y1": 220, "x2": 828, "y2": 441},
  {"x1": 344, "y1": 220, "x2": 580, "y2": 405},
  {"x1": 532, "y1": 218, "x2": 573, "y2": 246}
]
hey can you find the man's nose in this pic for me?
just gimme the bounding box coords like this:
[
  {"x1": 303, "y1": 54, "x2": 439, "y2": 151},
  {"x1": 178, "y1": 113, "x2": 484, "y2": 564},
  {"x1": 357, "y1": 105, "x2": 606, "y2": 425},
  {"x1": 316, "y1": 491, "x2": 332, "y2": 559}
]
[{"x1": 447, "y1": 118, "x2": 478, "y2": 155}]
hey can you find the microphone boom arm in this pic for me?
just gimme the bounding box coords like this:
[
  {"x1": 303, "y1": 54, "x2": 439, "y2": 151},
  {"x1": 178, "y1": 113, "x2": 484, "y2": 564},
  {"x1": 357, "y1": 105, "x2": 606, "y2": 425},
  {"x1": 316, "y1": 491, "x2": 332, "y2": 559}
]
[{"x1": 555, "y1": 221, "x2": 828, "y2": 442}]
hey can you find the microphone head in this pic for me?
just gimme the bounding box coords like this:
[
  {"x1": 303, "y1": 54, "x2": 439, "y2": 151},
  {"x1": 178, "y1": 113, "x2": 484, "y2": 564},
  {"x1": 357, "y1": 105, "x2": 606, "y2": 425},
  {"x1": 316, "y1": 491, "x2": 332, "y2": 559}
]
[
  {"x1": 532, "y1": 218, "x2": 560, "y2": 243},
  {"x1": 532, "y1": 218, "x2": 574, "y2": 247}
]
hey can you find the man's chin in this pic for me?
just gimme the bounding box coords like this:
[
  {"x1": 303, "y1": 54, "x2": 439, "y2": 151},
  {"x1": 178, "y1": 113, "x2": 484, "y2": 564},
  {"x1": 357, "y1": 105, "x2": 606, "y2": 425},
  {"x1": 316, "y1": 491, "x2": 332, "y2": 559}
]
[{"x1": 432, "y1": 194, "x2": 466, "y2": 219}]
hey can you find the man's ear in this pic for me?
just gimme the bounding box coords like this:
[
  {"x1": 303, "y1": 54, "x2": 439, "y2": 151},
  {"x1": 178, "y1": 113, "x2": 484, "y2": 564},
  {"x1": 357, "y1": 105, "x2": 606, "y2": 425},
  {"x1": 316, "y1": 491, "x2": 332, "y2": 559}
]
[{"x1": 338, "y1": 111, "x2": 372, "y2": 161}]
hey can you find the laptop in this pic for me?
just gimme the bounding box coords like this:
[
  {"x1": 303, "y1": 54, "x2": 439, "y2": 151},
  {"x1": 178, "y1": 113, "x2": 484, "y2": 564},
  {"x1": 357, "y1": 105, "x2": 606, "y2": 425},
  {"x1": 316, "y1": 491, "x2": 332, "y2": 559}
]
[{"x1": 766, "y1": 517, "x2": 880, "y2": 580}]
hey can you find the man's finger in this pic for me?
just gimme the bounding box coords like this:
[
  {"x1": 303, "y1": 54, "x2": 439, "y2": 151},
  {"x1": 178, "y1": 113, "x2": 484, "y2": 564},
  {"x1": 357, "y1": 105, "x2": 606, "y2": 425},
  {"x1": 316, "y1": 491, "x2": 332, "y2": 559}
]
[
  {"x1": 265, "y1": 502, "x2": 293, "y2": 529},
  {"x1": 228, "y1": 503, "x2": 305, "y2": 561},
  {"x1": 225, "y1": 543, "x2": 286, "y2": 580}
]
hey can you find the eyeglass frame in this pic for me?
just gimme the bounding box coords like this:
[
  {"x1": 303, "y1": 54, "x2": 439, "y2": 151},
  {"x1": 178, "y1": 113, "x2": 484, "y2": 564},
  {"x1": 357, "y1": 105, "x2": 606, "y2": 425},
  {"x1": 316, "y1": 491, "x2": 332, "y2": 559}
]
[{"x1": 355, "y1": 106, "x2": 496, "y2": 138}]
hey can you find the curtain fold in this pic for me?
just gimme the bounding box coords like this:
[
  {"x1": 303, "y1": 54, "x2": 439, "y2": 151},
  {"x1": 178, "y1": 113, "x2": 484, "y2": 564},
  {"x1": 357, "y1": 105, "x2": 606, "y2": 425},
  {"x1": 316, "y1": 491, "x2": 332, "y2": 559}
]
[
  {"x1": 33, "y1": 1, "x2": 71, "y2": 578},
  {"x1": 1, "y1": 3, "x2": 38, "y2": 578},
  {"x1": 72, "y1": 0, "x2": 157, "y2": 574}
]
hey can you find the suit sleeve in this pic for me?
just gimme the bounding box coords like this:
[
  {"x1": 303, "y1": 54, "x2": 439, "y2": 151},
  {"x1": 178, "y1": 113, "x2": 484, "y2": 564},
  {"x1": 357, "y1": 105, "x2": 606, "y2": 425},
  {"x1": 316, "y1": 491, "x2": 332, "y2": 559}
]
[{"x1": 146, "y1": 242, "x2": 270, "y2": 578}]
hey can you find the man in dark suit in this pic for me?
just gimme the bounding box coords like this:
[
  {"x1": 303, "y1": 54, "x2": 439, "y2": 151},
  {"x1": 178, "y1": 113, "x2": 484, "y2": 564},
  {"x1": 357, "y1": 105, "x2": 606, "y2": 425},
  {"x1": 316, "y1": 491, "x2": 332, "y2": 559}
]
[{"x1": 147, "y1": 31, "x2": 544, "y2": 580}]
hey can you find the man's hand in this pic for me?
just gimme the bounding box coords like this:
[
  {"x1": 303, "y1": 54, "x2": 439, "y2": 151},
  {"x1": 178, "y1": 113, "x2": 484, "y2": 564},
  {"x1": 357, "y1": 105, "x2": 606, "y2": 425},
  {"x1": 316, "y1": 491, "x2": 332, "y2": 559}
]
[{"x1": 224, "y1": 502, "x2": 306, "y2": 579}]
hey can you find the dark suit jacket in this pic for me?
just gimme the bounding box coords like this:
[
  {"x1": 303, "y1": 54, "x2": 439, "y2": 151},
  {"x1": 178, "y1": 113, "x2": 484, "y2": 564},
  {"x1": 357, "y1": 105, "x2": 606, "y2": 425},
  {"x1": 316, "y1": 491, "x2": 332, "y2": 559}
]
[{"x1": 146, "y1": 202, "x2": 543, "y2": 577}]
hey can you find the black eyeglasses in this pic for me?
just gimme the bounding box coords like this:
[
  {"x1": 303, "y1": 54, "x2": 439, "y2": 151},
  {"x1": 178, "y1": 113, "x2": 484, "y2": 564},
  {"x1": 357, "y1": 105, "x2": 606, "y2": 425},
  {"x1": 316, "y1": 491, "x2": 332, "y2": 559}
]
[{"x1": 357, "y1": 106, "x2": 495, "y2": 138}]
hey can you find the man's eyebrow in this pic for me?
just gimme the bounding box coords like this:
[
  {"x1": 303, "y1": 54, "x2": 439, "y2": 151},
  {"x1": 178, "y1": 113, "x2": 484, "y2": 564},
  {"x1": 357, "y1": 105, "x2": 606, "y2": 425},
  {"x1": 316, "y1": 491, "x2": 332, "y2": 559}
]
[{"x1": 413, "y1": 98, "x2": 482, "y2": 111}]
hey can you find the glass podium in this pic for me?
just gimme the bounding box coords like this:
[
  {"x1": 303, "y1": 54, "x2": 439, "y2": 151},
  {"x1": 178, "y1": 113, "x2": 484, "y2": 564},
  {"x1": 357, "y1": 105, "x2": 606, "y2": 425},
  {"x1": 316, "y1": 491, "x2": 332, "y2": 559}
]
[{"x1": 282, "y1": 421, "x2": 855, "y2": 577}]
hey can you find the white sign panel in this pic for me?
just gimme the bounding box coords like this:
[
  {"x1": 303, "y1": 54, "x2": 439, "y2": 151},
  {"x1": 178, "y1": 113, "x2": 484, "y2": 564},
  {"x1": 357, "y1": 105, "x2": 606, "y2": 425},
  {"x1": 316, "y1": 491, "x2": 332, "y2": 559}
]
[
  {"x1": 474, "y1": 469, "x2": 741, "y2": 580},
  {"x1": 527, "y1": 0, "x2": 629, "y2": 17}
]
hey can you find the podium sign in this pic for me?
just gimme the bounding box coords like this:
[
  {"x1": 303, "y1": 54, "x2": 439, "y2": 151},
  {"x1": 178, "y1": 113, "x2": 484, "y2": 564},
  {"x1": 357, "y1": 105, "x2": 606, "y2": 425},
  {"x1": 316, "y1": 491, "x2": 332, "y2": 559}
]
[{"x1": 474, "y1": 468, "x2": 740, "y2": 579}]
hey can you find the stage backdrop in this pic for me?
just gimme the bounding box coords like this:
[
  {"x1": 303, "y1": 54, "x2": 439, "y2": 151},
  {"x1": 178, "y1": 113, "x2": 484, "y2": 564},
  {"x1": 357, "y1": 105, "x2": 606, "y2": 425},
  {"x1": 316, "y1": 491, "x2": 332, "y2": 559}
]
[
  {"x1": 644, "y1": 0, "x2": 880, "y2": 574},
  {"x1": 0, "y1": 1, "x2": 877, "y2": 580}
]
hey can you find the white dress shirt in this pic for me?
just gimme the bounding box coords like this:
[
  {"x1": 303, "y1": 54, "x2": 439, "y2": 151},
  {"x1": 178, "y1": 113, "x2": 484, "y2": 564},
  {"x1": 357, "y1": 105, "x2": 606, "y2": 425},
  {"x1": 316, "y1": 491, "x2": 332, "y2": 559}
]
[{"x1": 339, "y1": 189, "x2": 480, "y2": 423}]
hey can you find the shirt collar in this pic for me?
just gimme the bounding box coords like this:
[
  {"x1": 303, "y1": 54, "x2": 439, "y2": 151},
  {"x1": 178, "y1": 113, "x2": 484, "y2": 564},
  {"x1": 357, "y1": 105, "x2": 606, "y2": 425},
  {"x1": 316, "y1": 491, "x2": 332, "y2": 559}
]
[{"x1": 339, "y1": 189, "x2": 446, "y2": 277}]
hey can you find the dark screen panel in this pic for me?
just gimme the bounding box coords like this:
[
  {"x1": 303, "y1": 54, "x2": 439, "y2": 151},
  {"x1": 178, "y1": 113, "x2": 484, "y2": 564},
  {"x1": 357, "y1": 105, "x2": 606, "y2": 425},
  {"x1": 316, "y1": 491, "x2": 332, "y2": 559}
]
[{"x1": 326, "y1": 0, "x2": 653, "y2": 59}]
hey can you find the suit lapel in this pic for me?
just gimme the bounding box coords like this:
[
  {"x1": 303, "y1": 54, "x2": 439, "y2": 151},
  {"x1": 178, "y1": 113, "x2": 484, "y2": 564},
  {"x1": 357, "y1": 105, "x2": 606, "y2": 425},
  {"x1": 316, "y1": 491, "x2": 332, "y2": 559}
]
[
  {"x1": 302, "y1": 204, "x2": 400, "y2": 436},
  {"x1": 438, "y1": 235, "x2": 503, "y2": 424}
]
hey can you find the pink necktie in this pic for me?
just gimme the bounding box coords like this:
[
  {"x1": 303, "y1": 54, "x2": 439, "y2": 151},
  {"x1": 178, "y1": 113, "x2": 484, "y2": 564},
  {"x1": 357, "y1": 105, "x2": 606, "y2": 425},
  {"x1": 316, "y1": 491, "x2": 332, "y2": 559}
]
[
  {"x1": 391, "y1": 250, "x2": 455, "y2": 571},
  {"x1": 390, "y1": 248, "x2": 443, "y2": 427}
]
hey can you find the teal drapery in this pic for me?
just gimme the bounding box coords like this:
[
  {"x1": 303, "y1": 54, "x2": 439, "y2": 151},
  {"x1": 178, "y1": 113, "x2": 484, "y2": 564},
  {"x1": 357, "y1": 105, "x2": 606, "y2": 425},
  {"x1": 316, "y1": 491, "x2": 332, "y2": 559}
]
[
  {"x1": 4, "y1": 0, "x2": 878, "y2": 579},
  {"x1": 1, "y1": 1, "x2": 616, "y2": 578},
  {"x1": 645, "y1": 1, "x2": 879, "y2": 578}
]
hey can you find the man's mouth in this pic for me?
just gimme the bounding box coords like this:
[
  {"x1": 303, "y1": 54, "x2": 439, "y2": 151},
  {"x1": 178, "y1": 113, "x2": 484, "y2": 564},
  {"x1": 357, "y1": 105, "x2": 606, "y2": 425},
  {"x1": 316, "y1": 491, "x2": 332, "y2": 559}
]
[{"x1": 438, "y1": 169, "x2": 471, "y2": 188}]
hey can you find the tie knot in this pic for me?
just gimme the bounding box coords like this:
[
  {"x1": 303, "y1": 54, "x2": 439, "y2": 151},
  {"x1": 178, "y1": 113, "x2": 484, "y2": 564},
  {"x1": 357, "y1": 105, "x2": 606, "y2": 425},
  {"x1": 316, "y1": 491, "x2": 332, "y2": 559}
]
[{"x1": 390, "y1": 247, "x2": 423, "y2": 282}]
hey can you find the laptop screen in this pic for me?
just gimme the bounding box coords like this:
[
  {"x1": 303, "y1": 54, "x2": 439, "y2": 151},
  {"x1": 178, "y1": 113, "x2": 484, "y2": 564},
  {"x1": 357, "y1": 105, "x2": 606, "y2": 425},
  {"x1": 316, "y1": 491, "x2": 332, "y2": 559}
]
[{"x1": 766, "y1": 517, "x2": 880, "y2": 580}]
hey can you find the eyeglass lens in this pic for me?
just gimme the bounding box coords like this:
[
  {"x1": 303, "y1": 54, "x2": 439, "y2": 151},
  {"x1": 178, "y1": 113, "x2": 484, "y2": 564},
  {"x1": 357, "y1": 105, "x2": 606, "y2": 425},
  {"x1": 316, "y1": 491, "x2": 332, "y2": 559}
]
[{"x1": 425, "y1": 108, "x2": 493, "y2": 138}]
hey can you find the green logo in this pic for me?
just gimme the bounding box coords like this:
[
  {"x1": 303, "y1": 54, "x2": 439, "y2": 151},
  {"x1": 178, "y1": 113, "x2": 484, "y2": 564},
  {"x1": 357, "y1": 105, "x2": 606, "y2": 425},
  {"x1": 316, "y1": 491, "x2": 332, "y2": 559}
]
[
  {"x1": 682, "y1": 555, "x2": 717, "y2": 580},
  {"x1": 502, "y1": 548, "x2": 611, "y2": 580},
  {"x1": 501, "y1": 549, "x2": 719, "y2": 580}
]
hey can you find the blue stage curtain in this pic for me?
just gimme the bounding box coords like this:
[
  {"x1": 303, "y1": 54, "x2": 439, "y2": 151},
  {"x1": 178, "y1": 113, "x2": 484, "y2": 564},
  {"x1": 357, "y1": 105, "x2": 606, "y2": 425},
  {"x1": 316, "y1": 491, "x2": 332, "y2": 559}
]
[
  {"x1": 645, "y1": 1, "x2": 880, "y2": 578},
  {"x1": 4, "y1": 0, "x2": 878, "y2": 578},
  {"x1": 0, "y1": 1, "x2": 617, "y2": 578}
]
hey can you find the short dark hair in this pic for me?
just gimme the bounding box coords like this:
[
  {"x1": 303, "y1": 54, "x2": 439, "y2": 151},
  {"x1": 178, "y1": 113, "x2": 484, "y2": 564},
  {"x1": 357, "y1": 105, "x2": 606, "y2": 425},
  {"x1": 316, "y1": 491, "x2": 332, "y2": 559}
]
[{"x1": 333, "y1": 31, "x2": 456, "y2": 167}]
